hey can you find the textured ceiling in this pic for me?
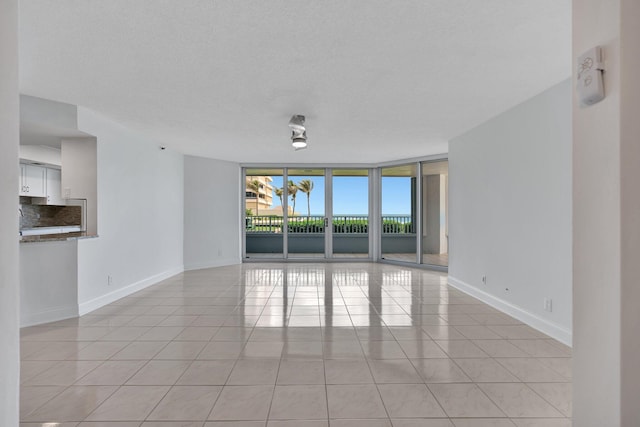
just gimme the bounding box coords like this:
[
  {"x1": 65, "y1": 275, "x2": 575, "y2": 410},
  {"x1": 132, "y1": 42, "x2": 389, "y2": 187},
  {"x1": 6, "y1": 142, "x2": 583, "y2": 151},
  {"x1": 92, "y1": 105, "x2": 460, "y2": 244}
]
[{"x1": 19, "y1": 0, "x2": 571, "y2": 163}]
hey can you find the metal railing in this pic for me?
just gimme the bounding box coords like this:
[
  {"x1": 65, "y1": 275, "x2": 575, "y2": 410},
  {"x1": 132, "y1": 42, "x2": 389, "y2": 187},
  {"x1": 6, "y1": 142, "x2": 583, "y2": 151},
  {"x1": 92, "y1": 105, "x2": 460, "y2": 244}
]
[
  {"x1": 288, "y1": 215, "x2": 326, "y2": 234},
  {"x1": 245, "y1": 215, "x2": 414, "y2": 234},
  {"x1": 381, "y1": 214, "x2": 414, "y2": 234},
  {"x1": 332, "y1": 215, "x2": 368, "y2": 234},
  {"x1": 245, "y1": 216, "x2": 284, "y2": 233}
]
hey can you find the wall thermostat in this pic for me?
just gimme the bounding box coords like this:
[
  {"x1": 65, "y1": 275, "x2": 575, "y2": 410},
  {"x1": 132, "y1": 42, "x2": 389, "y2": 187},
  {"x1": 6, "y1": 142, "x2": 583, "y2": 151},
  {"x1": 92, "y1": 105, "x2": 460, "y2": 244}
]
[{"x1": 577, "y1": 46, "x2": 605, "y2": 107}]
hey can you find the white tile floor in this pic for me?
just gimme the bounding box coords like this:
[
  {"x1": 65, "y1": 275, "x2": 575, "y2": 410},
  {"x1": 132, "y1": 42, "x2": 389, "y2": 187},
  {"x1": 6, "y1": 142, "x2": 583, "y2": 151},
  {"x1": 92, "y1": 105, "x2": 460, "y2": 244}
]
[{"x1": 20, "y1": 263, "x2": 572, "y2": 427}]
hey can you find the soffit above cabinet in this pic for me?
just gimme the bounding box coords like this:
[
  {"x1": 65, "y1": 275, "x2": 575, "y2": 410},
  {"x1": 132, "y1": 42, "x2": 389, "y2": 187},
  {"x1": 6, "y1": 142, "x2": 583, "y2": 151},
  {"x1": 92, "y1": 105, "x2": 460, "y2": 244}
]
[{"x1": 20, "y1": 95, "x2": 93, "y2": 149}]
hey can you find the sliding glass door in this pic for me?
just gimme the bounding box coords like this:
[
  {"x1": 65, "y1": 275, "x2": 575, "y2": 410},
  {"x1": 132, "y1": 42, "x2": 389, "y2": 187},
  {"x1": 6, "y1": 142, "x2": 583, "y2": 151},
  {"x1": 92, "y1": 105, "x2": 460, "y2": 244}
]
[{"x1": 245, "y1": 167, "x2": 328, "y2": 260}]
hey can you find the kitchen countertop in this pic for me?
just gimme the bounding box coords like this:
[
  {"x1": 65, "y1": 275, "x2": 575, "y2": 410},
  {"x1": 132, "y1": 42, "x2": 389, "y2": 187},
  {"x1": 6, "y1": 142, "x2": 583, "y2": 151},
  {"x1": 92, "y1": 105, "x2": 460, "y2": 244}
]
[
  {"x1": 20, "y1": 232, "x2": 98, "y2": 243},
  {"x1": 20, "y1": 225, "x2": 82, "y2": 237}
]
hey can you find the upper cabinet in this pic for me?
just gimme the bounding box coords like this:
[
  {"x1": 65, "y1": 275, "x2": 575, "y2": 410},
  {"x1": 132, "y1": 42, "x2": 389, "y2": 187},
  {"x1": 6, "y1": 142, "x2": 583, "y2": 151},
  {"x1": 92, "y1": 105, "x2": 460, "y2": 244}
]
[
  {"x1": 19, "y1": 163, "x2": 64, "y2": 205},
  {"x1": 19, "y1": 164, "x2": 47, "y2": 197},
  {"x1": 45, "y1": 168, "x2": 64, "y2": 205}
]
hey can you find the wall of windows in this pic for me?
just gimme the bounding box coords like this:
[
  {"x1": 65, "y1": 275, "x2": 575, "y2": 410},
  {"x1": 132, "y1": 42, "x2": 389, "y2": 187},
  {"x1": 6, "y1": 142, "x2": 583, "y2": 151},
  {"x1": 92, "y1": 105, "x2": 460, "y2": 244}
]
[
  {"x1": 244, "y1": 167, "x2": 372, "y2": 260},
  {"x1": 242, "y1": 159, "x2": 448, "y2": 269}
]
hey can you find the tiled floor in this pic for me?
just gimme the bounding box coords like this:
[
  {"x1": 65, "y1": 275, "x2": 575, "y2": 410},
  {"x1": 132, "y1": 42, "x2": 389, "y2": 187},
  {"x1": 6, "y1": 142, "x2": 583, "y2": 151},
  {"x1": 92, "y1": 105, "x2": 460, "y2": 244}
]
[{"x1": 20, "y1": 263, "x2": 572, "y2": 427}]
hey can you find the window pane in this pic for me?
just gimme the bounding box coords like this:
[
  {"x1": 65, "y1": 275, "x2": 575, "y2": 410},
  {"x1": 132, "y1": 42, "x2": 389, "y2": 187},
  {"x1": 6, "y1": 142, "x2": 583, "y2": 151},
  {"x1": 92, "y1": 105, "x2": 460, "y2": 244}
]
[
  {"x1": 245, "y1": 169, "x2": 284, "y2": 258},
  {"x1": 381, "y1": 164, "x2": 417, "y2": 263},
  {"x1": 333, "y1": 169, "x2": 369, "y2": 258},
  {"x1": 287, "y1": 169, "x2": 325, "y2": 258}
]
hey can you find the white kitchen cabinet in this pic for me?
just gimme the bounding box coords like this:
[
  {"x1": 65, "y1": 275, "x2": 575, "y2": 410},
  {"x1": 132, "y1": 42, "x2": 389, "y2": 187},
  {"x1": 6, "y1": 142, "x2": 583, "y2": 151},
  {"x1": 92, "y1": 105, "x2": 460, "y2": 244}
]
[
  {"x1": 19, "y1": 164, "x2": 47, "y2": 197},
  {"x1": 45, "y1": 168, "x2": 64, "y2": 205}
]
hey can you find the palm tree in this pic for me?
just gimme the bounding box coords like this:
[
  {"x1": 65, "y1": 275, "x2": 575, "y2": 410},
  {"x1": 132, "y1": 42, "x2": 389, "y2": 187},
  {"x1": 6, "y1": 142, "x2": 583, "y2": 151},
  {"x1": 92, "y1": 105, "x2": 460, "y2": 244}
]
[
  {"x1": 275, "y1": 187, "x2": 284, "y2": 208},
  {"x1": 247, "y1": 179, "x2": 261, "y2": 216},
  {"x1": 287, "y1": 180, "x2": 298, "y2": 216},
  {"x1": 297, "y1": 179, "x2": 314, "y2": 219}
]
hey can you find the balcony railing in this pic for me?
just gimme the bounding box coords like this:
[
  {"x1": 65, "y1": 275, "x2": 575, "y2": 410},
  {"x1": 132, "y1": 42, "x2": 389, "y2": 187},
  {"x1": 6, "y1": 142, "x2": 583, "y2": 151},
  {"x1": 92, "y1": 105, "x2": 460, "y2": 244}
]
[
  {"x1": 333, "y1": 215, "x2": 368, "y2": 234},
  {"x1": 288, "y1": 216, "x2": 326, "y2": 234},
  {"x1": 245, "y1": 215, "x2": 414, "y2": 234},
  {"x1": 245, "y1": 216, "x2": 284, "y2": 233},
  {"x1": 381, "y1": 214, "x2": 415, "y2": 234}
]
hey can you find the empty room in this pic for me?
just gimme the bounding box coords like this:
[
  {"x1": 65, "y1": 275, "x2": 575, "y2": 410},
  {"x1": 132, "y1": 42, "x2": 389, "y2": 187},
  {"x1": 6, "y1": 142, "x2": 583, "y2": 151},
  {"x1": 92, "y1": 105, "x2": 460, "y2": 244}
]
[{"x1": 1, "y1": 1, "x2": 639, "y2": 427}]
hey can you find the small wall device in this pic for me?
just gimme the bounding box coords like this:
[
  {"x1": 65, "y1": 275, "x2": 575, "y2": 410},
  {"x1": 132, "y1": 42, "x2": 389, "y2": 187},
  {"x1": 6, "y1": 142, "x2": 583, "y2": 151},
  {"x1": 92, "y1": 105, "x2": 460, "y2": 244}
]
[{"x1": 577, "y1": 46, "x2": 605, "y2": 107}]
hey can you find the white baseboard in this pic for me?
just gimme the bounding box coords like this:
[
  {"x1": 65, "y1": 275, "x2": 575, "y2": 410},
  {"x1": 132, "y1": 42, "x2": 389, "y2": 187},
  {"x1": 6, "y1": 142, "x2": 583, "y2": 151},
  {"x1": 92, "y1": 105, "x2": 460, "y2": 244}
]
[
  {"x1": 184, "y1": 258, "x2": 241, "y2": 271},
  {"x1": 448, "y1": 276, "x2": 572, "y2": 346},
  {"x1": 78, "y1": 265, "x2": 184, "y2": 316},
  {"x1": 21, "y1": 305, "x2": 79, "y2": 328}
]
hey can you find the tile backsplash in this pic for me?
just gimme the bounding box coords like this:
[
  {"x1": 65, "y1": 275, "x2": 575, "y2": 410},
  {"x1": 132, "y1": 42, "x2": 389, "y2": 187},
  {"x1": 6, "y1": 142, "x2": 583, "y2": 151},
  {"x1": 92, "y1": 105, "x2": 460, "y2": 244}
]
[{"x1": 20, "y1": 203, "x2": 82, "y2": 229}]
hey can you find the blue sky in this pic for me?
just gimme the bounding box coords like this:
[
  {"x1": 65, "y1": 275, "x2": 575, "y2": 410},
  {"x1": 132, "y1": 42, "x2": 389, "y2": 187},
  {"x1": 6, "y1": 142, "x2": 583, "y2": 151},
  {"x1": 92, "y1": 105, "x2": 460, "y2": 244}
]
[{"x1": 267, "y1": 175, "x2": 411, "y2": 215}]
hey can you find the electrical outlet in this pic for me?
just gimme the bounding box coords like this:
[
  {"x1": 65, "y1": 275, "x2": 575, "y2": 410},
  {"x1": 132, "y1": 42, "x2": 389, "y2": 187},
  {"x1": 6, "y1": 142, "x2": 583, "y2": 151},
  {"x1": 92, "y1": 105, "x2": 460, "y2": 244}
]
[
  {"x1": 64, "y1": 188, "x2": 71, "y2": 199},
  {"x1": 107, "y1": 275, "x2": 113, "y2": 286},
  {"x1": 544, "y1": 298, "x2": 553, "y2": 312},
  {"x1": 481, "y1": 275, "x2": 487, "y2": 285}
]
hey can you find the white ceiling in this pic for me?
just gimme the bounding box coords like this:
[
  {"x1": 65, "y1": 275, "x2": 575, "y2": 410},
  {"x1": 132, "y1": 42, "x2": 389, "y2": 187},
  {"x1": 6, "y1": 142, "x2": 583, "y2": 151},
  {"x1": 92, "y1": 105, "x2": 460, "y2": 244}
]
[{"x1": 19, "y1": 0, "x2": 571, "y2": 164}]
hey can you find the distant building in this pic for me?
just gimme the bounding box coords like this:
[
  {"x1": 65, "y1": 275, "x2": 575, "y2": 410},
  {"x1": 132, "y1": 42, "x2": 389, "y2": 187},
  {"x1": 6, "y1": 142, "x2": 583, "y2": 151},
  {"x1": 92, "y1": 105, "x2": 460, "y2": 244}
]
[
  {"x1": 245, "y1": 176, "x2": 274, "y2": 214},
  {"x1": 245, "y1": 176, "x2": 295, "y2": 216}
]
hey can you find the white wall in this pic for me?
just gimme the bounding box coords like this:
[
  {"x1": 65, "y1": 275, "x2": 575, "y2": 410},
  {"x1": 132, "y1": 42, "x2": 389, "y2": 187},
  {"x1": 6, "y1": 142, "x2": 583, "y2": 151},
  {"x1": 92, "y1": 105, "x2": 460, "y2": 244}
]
[
  {"x1": 184, "y1": 155, "x2": 241, "y2": 270},
  {"x1": 573, "y1": 0, "x2": 640, "y2": 425},
  {"x1": 0, "y1": 0, "x2": 20, "y2": 425},
  {"x1": 75, "y1": 108, "x2": 184, "y2": 314},
  {"x1": 448, "y1": 79, "x2": 572, "y2": 344},
  {"x1": 61, "y1": 138, "x2": 98, "y2": 235},
  {"x1": 20, "y1": 240, "x2": 78, "y2": 327}
]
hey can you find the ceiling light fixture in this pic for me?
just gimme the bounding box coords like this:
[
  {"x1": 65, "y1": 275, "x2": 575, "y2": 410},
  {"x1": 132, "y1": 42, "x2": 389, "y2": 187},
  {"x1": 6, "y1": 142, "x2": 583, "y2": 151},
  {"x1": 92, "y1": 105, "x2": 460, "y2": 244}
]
[
  {"x1": 289, "y1": 115, "x2": 307, "y2": 150},
  {"x1": 292, "y1": 139, "x2": 307, "y2": 149}
]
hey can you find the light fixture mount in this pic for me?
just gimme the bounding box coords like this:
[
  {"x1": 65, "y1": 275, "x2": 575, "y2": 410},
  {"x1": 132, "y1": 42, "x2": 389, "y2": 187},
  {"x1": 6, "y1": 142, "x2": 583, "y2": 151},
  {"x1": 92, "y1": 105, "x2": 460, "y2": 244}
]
[{"x1": 289, "y1": 115, "x2": 307, "y2": 150}]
